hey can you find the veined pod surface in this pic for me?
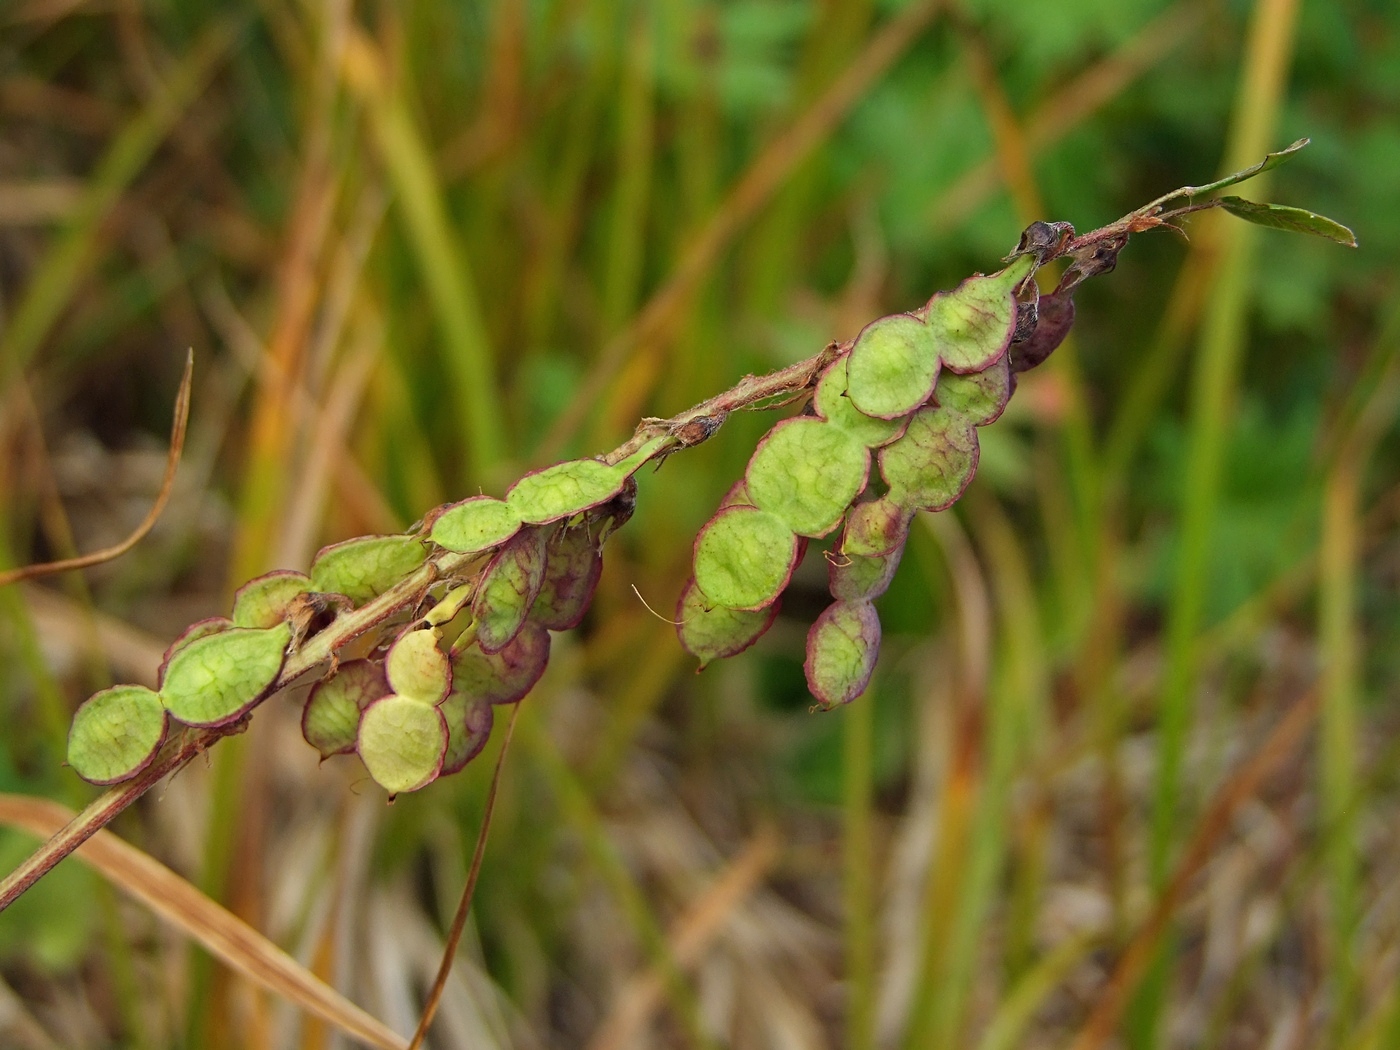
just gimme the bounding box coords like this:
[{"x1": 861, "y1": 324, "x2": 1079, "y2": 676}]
[
  {"x1": 744, "y1": 417, "x2": 869, "y2": 538},
  {"x1": 439, "y1": 693, "x2": 494, "y2": 775},
  {"x1": 357, "y1": 695, "x2": 447, "y2": 797},
  {"x1": 922, "y1": 254, "x2": 1033, "y2": 372},
  {"x1": 302, "y1": 660, "x2": 389, "y2": 759},
  {"x1": 67, "y1": 685, "x2": 169, "y2": 785},
  {"x1": 231, "y1": 570, "x2": 313, "y2": 629},
  {"x1": 159, "y1": 623, "x2": 292, "y2": 728},
  {"x1": 804, "y1": 600, "x2": 882, "y2": 710},
  {"x1": 473, "y1": 527, "x2": 547, "y2": 653},
  {"x1": 933, "y1": 355, "x2": 1012, "y2": 426},
  {"x1": 829, "y1": 544, "x2": 904, "y2": 603},
  {"x1": 878, "y1": 406, "x2": 979, "y2": 513},
  {"x1": 506, "y1": 459, "x2": 628, "y2": 525},
  {"x1": 676, "y1": 577, "x2": 780, "y2": 670},
  {"x1": 385, "y1": 628, "x2": 451, "y2": 704},
  {"x1": 427, "y1": 495, "x2": 522, "y2": 555},
  {"x1": 845, "y1": 313, "x2": 941, "y2": 420},
  {"x1": 310, "y1": 534, "x2": 427, "y2": 605},
  {"x1": 451, "y1": 620, "x2": 550, "y2": 705},
  {"x1": 692, "y1": 505, "x2": 799, "y2": 611},
  {"x1": 530, "y1": 524, "x2": 604, "y2": 631},
  {"x1": 813, "y1": 356, "x2": 908, "y2": 448},
  {"x1": 840, "y1": 496, "x2": 912, "y2": 559}
]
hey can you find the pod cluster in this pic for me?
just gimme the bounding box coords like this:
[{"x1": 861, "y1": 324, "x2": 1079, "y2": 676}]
[{"x1": 679, "y1": 255, "x2": 1034, "y2": 709}]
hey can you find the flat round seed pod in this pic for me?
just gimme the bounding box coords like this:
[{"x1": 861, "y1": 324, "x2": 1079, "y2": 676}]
[
  {"x1": 840, "y1": 497, "x2": 912, "y2": 559},
  {"x1": 676, "y1": 576, "x2": 780, "y2": 670},
  {"x1": 159, "y1": 623, "x2": 292, "y2": 728},
  {"x1": 878, "y1": 406, "x2": 979, "y2": 512},
  {"x1": 160, "y1": 617, "x2": 233, "y2": 672},
  {"x1": 452, "y1": 620, "x2": 550, "y2": 704},
  {"x1": 846, "y1": 313, "x2": 941, "y2": 420},
  {"x1": 310, "y1": 534, "x2": 427, "y2": 605},
  {"x1": 67, "y1": 685, "x2": 169, "y2": 785},
  {"x1": 745, "y1": 418, "x2": 869, "y2": 538},
  {"x1": 439, "y1": 693, "x2": 494, "y2": 775},
  {"x1": 718, "y1": 478, "x2": 753, "y2": 509},
  {"x1": 426, "y1": 495, "x2": 523, "y2": 554},
  {"x1": 473, "y1": 528, "x2": 547, "y2": 654},
  {"x1": 385, "y1": 629, "x2": 451, "y2": 704},
  {"x1": 692, "y1": 505, "x2": 799, "y2": 611},
  {"x1": 530, "y1": 524, "x2": 604, "y2": 631},
  {"x1": 804, "y1": 600, "x2": 882, "y2": 710},
  {"x1": 829, "y1": 544, "x2": 904, "y2": 603},
  {"x1": 506, "y1": 460, "x2": 627, "y2": 525},
  {"x1": 231, "y1": 570, "x2": 313, "y2": 629},
  {"x1": 922, "y1": 255, "x2": 1033, "y2": 373},
  {"x1": 933, "y1": 355, "x2": 1012, "y2": 425},
  {"x1": 301, "y1": 659, "x2": 389, "y2": 759},
  {"x1": 813, "y1": 357, "x2": 907, "y2": 447},
  {"x1": 357, "y1": 694, "x2": 447, "y2": 797}
]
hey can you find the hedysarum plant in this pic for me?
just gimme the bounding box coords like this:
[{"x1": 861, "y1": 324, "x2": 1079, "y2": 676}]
[{"x1": 0, "y1": 138, "x2": 1355, "y2": 914}]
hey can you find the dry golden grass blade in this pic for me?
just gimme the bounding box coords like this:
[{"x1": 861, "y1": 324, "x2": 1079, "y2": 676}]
[
  {"x1": 537, "y1": 0, "x2": 946, "y2": 459},
  {"x1": 587, "y1": 826, "x2": 782, "y2": 1050},
  {"x1": 0, "y1": 795, "x2": 409, "y2": 1050},
  {"x1": 0, "y1": 350, "x2": 192, "y2": 588}
]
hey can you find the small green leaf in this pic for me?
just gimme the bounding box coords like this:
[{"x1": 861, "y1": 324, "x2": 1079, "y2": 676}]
[
  {"x1": 813, "y1": 357, "x2": 907, "y2": 447},
  {"x1": 530, "y1": 524, "x2": 603, "y2": 631},
  {"x1": 934, "y1": 356, "x2": 1012, "y2": 426},
  {"x1": 804, "y1": 600, "x2": 881, "y2": 710},
  {"x1": 1157, "y1": 138, "x2": 1310, "y2": 207},
  {"x1": 745, "y1": 418, "x2": 869, "y2": 538},
  {"x1": 356, "y1": 694, "x2": 446, "y2": 796},
  {"x1": 301, "y1": 660, "x2": 388, "y2": 759},
  {"x1": 67, "y1": 685, "x2": 169, "y2": 785},
  {"x1": 159, "y1": 623, "x2": 291, "y2": 727},
  {"x1": 841, "y1": 496, "x2": 912, "y2": 559},
  {"x1": 310, "y1": 534, "x2": 427, "y2": 604},
  {"x1": 676, "y1": 577, "x2": 779, "y2": 670},
  {"x1": 693, "y1": 505, "x2": 798, "y2": 611},
  {"x1": 439, "y1": 693, "x2": 494, "y2": 775},
  {"x1": 829, "y1": 545, "x2": 904, "y2": 603},
  {"x1": 1216, "y1": 196, "x2": 1357, "y2": 246},
  {"x1": 879, "y1": 406, "x2": 979, "y2": 512},
  {"x1": 385, "y1": 629, "x2": 451, "y2": 704},
  {"x1": 473, "y1": 527, "x2": 547, "y2": 653},
  {"x1": 506, "y1": 459, "x2": 628, "y2": 525},
  {"x1": 427, "y1": 495, "x2": 523, "y2": 554},
  {"x1": 923, "y1": 257, "x2": 1030, "y2": 373},
  {"x1": 451, "y1": 621, "x2": 551, "y2": 704},
  {"x1": 845, "y1": 313, "x2": 941, "y2": 420},
  {"x1": 231, "y1": 570, "x2": 312, "y2": 629}
]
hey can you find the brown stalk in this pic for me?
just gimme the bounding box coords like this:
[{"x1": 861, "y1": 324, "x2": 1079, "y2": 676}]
[{"x1": 0, "y1": 349, "x2": 192, "y2": 588}]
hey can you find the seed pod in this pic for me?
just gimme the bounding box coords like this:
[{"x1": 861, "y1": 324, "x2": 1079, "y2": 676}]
[
  {"x1": 878, "y1": 406, "x2": 979, "y2": 513},
  {"x1": 921, "y1": 254, "x2": 1034, "y2": 372},
  {"x1": 385, "y1": 628, "x2": 451, "y2": 704},
  {"x1": 439, "y1": 693, "x2": 494, "y2": 775},
  {"x1": 301, "y1": 660, "x2": 389, "y2": 759},
  {"x1": 473, "y1": 527, "x2": 547, "y2": 653},
  {"x1": 426, "y1": 495, "x2": 523, "y2": 555},
  {"x1": 231, "y1": 570, "x2": 313, "y2": 629},
  {"x1": 845, "y1": 313, "x2": 940, "y2": 420},
  {"x1": 530, "y1": 524, "x2": 604, "y2": 631},
  {"x1": 744, "y1": 417, "x2": 870, "y2": 538},
  {"x1": 676, "y1": 576, "x2": 780, "y2": 670},
  {"x1": 161, "y1": 617, "x2": 233, "y2": 667},
  {"x1": 452, "y1": 620, "x2": 550, "y2": 704},
  {"x1": 159, "y1": 623, "x2": 292, "y2": 727},
  {"x1": 67, "y1": 685, "x2": 169, "y2": 785},
  {"x1": 692, "y1": 505, "x2": 799, "y2": 611},
  {"x1": 804, "y1": 600, "x2": 882, "y2": 710},
  {"x1": 933, "y1": 355, "x2": 1012, "y2": 426},
  {"x1": 506, "y1": 459, "x2": 629, "y2": 525},
  {"x1": 812, "y1": 356, "x2": 908, "y2": 448},
  {"x1": 310, "y1": 534, "x2": 427, "y2": 604},
  {"x1": 829, "y1": 544, "x2": 904, "y2": 603},
  {"x1": 840, "y1": 496, "x2": 912, "y2": 559},
  {"x1": 356, "y1": 694, "x2": 447, "y2": 797}
]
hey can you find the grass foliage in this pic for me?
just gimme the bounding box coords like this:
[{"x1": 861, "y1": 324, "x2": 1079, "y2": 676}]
[{"x1": 1, "y1": 0, "x2": 1398, "y2": 1047}]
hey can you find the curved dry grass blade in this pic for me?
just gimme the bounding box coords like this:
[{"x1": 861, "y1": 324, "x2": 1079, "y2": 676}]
[
  {"x1": 407, "y1": 701, "x2": 522, "y2": 1050},
  {"x1": 0, "y1": 794, "x2": 408, "y2": 1050},
  {"x1": 0, "y1": 350, "x2": 193, "y2": 588}
]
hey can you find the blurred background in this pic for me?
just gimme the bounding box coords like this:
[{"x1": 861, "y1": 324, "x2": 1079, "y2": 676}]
[{"x1": 1, "y1": 0, "x2": 1398, "y2": 1047}]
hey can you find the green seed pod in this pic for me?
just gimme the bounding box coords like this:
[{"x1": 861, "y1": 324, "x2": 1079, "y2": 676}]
[
  {"x1": 812, "y1": 356, "x2": 907, "y2": 448},
  {"x1": 385, "y1": 628, "x2": 451, "y2": 704},
  {"x1": 933, "y1": 355, "x2": 1012, "y2": 426},
  {"x1": 301, "y1": 660, "x2": 389, "y2": 759},
  {"x1": 473, "y1": 527, "x2": 547, "y2": 653},
  {"x1": 159, "y1": 623, "x2": 292, "y2": 728},
  {"x1": 845, "y1": 313, "x2": 941, "y2": 420},
  {"x1": 310, "y1": 534, "x2": 427, "y2": 605},
  {"x1": 718, "y1": 478, "x2": 753, "y2": 509},
  {"x1": 506, "y1": 459, "x2": 628, "y2": 525},
  {"x1": 439, "y1": 693, "x2": 494, "y2": 775},
  {"x1": 356, "y1": 694, "x2": 447, "y2": 797},
  {"x1": 161, "y1": 617, "x2": 233, "y2": 667},
  {"x1": 451, "y1": 620, "x2": 550, "y2": 705},
  {"x1": 692, "y1": 505, "x2": 799, "y2": 611},
  {"x1": 426, "y1": 495, "x2": 523, "y2": 555},
  {"x1": 840, "y1": 496, "x2": 912, "y2": 559},
  {"x1": 922, "y1": 254, "x2": 1034, "y2": 373},
  {"x1": 530, "y1": 524, "x2": 603, "y2": 631},
  {"x1": 231, "y1": 570, "x2": 313, "y2": 629},
  {"x1": 829, "y1": 543, "x2": 904, "y2": 603},
  {"x1": 676, "y1": 577, "x2": 780, "y2": 670},
  {"x1": 67, "y1": 685, "x2": 169, "y2": 785},
  {"x1": 804, "y1": 600, "x2": 881, "y2": 710},
  {"x1": 878, "y1": 406, "x2": 979, "y2": 512},
  {"x1": 744, "y1": 417, "x2": 869, "y2": 538}
]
